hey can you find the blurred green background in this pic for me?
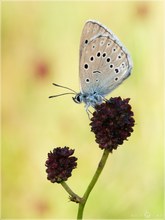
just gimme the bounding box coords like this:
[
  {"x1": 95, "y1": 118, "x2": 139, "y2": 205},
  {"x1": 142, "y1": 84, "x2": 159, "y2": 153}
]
[{"x1": 2, "y1": 1, "x2": 164, "y2": 219}]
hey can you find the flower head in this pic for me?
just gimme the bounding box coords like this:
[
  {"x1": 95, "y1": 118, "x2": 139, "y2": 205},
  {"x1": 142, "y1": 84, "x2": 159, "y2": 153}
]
[
  {"x1": 90, "y1": 97, "x2": 135, "y2": 152},
  {"x1": 45, "y1": 147, "x2": 77, "y2": 183}
]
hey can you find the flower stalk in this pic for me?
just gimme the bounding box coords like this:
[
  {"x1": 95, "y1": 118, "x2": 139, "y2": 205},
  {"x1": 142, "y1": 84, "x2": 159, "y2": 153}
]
[
  {"x1": 61, "y1": 181, "x2": 82, "y2": 203},
  {"x1": 77, "y1": 149, "x2": 110, "y2": 219}
]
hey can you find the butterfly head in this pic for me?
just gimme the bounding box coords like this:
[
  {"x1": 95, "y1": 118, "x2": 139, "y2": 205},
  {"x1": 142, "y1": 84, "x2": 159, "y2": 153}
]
[{"x1": 73, "y1": 92, "x2": 104, "y2": 109}]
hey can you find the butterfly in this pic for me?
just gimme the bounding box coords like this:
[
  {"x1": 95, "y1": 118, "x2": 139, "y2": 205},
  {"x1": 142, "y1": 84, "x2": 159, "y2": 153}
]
[{"x1": 49, "y1": 20, "x2": 133, "y2": 112}]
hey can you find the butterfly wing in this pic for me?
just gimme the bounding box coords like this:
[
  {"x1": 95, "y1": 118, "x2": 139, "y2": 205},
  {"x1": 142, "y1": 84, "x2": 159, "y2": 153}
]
[
  {"x1": 80, "y1": 20, "x2": 112, "y2": 57},
  {"x1": 79, "y1": 20, "x2": 133, "y2": 95}
]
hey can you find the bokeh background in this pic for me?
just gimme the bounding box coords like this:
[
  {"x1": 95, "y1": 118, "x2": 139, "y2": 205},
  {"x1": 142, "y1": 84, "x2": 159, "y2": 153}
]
[{"x1": 2, "y1": 1, "x2": 164, "y2": 219}]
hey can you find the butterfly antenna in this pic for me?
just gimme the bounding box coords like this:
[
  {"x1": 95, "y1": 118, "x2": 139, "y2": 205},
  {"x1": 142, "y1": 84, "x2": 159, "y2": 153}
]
[
  {"x1": 49, "y1": 92, "x2": 75, "y2": 99},
  {"x1": 52, "y1": 83, "x2": 77, "y2": 93}
]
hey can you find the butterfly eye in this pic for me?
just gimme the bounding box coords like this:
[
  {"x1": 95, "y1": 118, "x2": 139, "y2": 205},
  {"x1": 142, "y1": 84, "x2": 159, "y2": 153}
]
[{"x1": 73, "y1": 94, "x2": 82, "y2": 104}]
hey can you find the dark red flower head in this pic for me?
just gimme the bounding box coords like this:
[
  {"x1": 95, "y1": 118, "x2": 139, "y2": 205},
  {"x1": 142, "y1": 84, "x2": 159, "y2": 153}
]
[
  {"x1": 45, "y1": 147, "x2": 77, "y2": 183},
  {"x1": 90, "y1": 97, "x2": 135, "y2": 152}
]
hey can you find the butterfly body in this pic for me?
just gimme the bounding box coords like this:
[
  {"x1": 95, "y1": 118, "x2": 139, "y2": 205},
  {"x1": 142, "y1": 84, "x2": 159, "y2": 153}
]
[{"x1": 73, "y1": 91, "x2": 104, "y2": 109}]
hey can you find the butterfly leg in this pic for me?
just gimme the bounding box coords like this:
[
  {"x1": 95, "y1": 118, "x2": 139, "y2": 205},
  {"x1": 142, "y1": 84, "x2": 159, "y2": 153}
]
[
  {"x1": 85, "y1": 104, "x2": 93, "y2": 119},
  {"x1": 103, "y1": 97, "x2": 108, "y2": 102}
]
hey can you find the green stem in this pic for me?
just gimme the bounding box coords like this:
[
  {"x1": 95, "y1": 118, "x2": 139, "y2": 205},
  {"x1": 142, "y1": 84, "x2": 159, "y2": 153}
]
[
  {"x1": 61, "y1": 181, "x2": 82, "y2": 203},
  {"x1": 77, "y1": 149, "x2": 110, "y2": 219}
]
